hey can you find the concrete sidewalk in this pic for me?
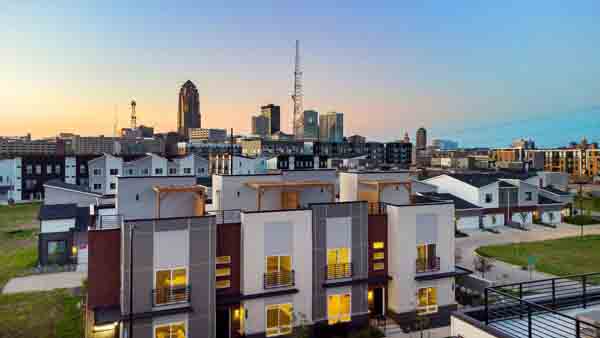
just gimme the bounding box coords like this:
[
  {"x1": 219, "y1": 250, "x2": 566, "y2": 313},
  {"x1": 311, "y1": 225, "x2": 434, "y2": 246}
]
[{"x1": 2, "y1": 271, "x2": 86, "y2": 294}]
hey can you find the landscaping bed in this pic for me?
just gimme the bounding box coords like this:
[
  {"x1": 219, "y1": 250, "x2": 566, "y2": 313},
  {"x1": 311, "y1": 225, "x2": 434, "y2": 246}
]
[{"x1": 476, "y1": 235, "x2": 600, "y2": 280}]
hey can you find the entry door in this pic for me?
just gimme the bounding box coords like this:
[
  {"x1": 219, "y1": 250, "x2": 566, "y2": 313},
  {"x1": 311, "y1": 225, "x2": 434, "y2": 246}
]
[
  {"x1": 373, "y1": 287, "x2": 384, "y2": 316},
  {"x1": 216, "y1": 308, "x2": 230, "y2": 338},
  {"x1": 282, "y1": 191, "x2": 299, "y2": 209}
]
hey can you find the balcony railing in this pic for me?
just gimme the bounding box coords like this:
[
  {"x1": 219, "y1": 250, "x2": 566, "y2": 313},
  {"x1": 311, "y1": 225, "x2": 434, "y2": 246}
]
[
  {"x1": 416, "y1": 257, "x2": 440, "y2": 273},
  {"x1": 264, "y1": 270, "x2": 295, "y2": 289},
  {"x1": 208, "y1": 209, "x2": 241, "y2": 224},
  {"x1": 152, "y1": 286, "x2": 191, "y2": 307},
  {"x1": 326, "y1": 263, "x2": 353, "y2": 280},
  {"x1": 368, "y1": 202, "x2": 387, "y2": 215}
]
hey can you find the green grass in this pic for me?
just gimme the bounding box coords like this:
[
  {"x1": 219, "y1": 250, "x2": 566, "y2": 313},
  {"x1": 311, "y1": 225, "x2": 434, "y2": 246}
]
[
  {"x1": 0, "y1": 289, "x2": 83, "y2": 338},
  {"x1": 0, "y1": 202, "x2": 41, "y2": 230},
  {"x1": 476, "y1": 235, "x2": 600, "y2": 278}
]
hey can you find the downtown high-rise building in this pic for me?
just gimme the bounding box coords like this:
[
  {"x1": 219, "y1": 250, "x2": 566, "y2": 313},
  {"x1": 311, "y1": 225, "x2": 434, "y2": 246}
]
[
  {"x1": 260, "y1": 104, "x2": 280, "y2": 135},
  {"x1": 416, "y1": 127, "x2": 427, "y2": 150},
  {"x1": 178, "y1": 80, "x2": 201, "y2": 139},
  {"x1": 302, "y1": 110, "x2": 319, "y2": 141},
  {"x1": 319, "y1": 112, "x2": 344, "y2": 142},
  {"x1": 251, "y1": 115, "x2": 270, "y2": 136}
]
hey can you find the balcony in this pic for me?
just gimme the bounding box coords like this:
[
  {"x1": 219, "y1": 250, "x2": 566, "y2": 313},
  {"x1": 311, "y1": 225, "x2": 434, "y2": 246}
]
[
  {"x1": 152, "y1": 286, "x2": 191, "y2": 307},
  {"x1": 368, "y1": 202, "x2": 387, "y2": 216},
  {"x1": 416, "y1": 257, "x2": 440, "y2": 274},
  {"x1": 264, "y1": 270, "x2": 295, "y2": 289},
  {"x1": 326, "y1": 263, "x2": 353, "y2": 280}
]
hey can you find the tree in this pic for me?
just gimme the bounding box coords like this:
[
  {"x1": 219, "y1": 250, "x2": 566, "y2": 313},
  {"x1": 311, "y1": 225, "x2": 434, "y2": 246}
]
[
  {"x1": 473, "y1": 256, "x2": 494, "y2": 279},
  {"x1": 291, "y1": 312, "x2": 311, "y2": 338}
]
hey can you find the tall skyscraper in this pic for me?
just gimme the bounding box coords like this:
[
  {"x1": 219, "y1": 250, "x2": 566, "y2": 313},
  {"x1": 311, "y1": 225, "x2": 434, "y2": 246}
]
[
  {"x1": 251, "y1": 115, "x2": 269, "y2": 136},
  {"x1": 302, "y1": 110, "x2": 319, "y2": 141},
  {"x1": 260, "y1": 104, "x2": 280, "y2": 134},
  {"x1": 319, "y1": 112, "x2": 344, "y2": 142},
  {"x1": 291, "y1": 40, "x2": 304, "y2": 138},
  {"x1": 416, "y1": 127, "x2": 427, "y2": 150},
  {"x1": 178, "y1": 80, "x2": 201, "y2": 139}
]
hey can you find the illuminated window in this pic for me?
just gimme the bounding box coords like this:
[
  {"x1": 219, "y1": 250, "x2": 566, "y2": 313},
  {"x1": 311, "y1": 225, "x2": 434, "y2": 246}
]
[
  {"x1": 216, "y1": 256, "x2": 231, "y2": 264},
  {"x1": 373, "y1": 252, "x2": 385, "y2": 260},
  {"x1": 328, "y1": 294, "x2": 351, "y2": 325},
  {"x1": 216, "y1": 280, "x2": 231, "y2": 289},
  {"x1": 266, "y1": 303, "x2": 292, "y2": 337},
  {"x1": 216, "y1": 267, "x2": 231, "y2": 277},
  {"x1": 373, "y1": 262, "x2": 385, "y2": 271},
  {"x1": 327, "y1": 248, "x2": 351, "y2": 279},
  {"x1": 372, "y1": 242, "x2": 384, "y2": 249},
  {"x1": 155, "y1": 268, "x2": 187, "y2": 305},
  {"x1": 265, "y1": 255, "x2": 293, "y2": 288},
  {"x1": 417, "y1": 287, "x2": 438, "y2": 315},
  {"x1": 155, "y1": 322, "x2": 186, "y2": 338}
]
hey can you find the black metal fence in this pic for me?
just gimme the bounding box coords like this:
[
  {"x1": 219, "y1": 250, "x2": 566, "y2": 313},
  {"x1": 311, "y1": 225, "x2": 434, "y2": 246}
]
[
  {"x1": 264, "y1": 270, "x2": 295, "y2": 289},
  {"x1": 326, "y1": 263, "x2": 353, "y2": 280},
  {"x1": 416, "y1": 257, "x2": 440, "y2": 273},
  {"x1": 484, "y1": 272, "x2": 600, "y2": 338},
  {"x1": 152, "y1": 285, "x2": 191, "y2": 307}
]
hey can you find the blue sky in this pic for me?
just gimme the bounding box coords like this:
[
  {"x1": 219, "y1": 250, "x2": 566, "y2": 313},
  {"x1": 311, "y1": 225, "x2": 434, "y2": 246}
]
[{"x1": 1, "y1": 1, "x2": 599, "y2": 147}]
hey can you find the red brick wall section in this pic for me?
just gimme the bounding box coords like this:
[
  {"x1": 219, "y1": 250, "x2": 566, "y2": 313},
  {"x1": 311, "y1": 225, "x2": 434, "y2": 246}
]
[
  {"x1": 368, "y1": 215, "x2": 388, "y2": 277},
  {"x1": 88, "y1": 229, "x2": 121, "y2": 309},
  {"x1": 216, "y1": 223, "x2": 241, "y2": 296}
]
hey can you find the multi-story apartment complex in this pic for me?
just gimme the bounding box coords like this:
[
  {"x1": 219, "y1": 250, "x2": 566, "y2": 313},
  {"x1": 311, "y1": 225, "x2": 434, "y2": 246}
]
[
  {"x1": 384, "y1": 142, "x2": 413, "y2": 168},
  {"x1": 241, "y1": 138, "x2": 305, "y2": 157},
  {"x1": 83, "y1": 169, "x2": 470, "y2": 338},
  {"x1": 0, "y1": 137, "x2": 60, "y2": 155},
  {"x1": 188, "y1": 128, "x2": 228, "y2": 143}
]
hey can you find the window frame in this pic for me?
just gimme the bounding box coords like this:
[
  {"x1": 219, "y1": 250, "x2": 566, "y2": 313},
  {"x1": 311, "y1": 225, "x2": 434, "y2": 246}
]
[
  {"x1": 265, "y1": 303, "x2": 293, "y2": 337},
  {"x1": 153, "y1": 320, "x2": 187, "y2": 338},
  {"x1": 154, "y1": 266, "x2": 189, "y2": 306},
  {"x1": 416, "y1": 287, "x2": 438, "y2": 315},
  {"x1": 327, "y1": 293, "x2": 351, "y2": 325},
  {"x1": 92, "y1": 168, "x2": 103, "y2": 176}
]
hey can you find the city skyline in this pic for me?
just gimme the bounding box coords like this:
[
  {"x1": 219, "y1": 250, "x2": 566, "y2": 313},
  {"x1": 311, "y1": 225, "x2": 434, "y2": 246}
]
[{"x1": 2, "y1": 1, "x2": 600, "y2": 146}]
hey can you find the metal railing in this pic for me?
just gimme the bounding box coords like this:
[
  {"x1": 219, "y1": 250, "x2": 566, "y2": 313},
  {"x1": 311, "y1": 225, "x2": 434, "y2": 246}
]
[
  {"x1": 368, "y1": 202, "x2": 387, "y2": 215},
  {"x1": 326, "y1": 263, "x2": 353, "y2": 280},
  {"x1": 264, "y1": 270, "x2": 295, "y2": 289},
  {"x1": 484, "y1": 272, "x2": 600, "y2": 338},
  {"x1": 152, "y1": 286, "x2": 191, "y2": 307},
  {"x1": 416, "y1": 257, "x2": 440, "y2": 273},
  {"x1": 208, "y1": 209, "x2": 241, "y2": 224}
]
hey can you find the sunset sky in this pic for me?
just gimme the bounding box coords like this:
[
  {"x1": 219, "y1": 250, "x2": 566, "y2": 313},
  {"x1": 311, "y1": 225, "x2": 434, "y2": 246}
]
[{"x1": 2, "y1": 1, "x2": 600, "y2": 146}]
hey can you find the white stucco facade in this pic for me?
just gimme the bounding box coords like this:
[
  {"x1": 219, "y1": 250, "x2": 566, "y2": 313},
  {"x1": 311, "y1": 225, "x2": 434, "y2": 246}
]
[{"x1": 41, "y1": 218, "x2": 76, "y2": 233}]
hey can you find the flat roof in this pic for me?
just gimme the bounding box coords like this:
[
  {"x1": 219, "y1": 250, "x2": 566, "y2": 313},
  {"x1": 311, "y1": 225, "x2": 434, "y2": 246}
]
[{"x1": 245, "y1": 180, "x2": 334, "y2": 190}]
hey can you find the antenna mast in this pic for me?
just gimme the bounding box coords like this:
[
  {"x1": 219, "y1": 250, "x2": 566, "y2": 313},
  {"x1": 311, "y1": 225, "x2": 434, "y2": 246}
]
[
  {"x1": 291, "y1": 40, "x2": 304, "y2": 139},
  {"x1": 130, "y1": 100, "x2": 137, "y2": 130}
]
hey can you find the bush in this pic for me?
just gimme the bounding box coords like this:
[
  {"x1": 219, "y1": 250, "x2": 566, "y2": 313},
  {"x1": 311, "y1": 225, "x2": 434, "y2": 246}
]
[{"x1": 565, "y1": 215, "x2": 597, "y2": 225}]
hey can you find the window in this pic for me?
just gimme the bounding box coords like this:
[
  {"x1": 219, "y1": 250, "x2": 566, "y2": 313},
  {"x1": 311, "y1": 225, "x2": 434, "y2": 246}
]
[
  {"x1": 328, "y1": 294, "x2": 351, "y2": 325},
  {"x1": 46, "y1": 165, "x2": 52, "y2": 174},
  {"x1": 155, "y1": 268, "x2": 187, "y2": 305},
  {"x1": 417, "y1": 287, "x2": 438, "y2": 315},
  {"x1": 135, "y1": 194, "x2": 140, "y2": 201},
  {"x1": 55, "y1": 165, "x2": 61, "y2": 174},
  {"x1": 198, "y1": 167, "x2": 205, "y2": 174},
  {"x1": 491, "y1": 215, "x2": 497, "y2": 225},
  {"x1": 110, "y1": 183, "x2": 116, "y2": 190},
  {"x1": 35, "y1": 165, "x2": 42, "y2": 175},
  {"x1": 80, "y1": 164, "x2": 87, "y2": 174},
  {"x1": 25, "y1": 179, "x2": 36, "y2": 190},
  {"x1": 109, "y1": 168, "x2": 119, "y2": 175},
  {"x1": 485, "y1": 193, "x2": 493, "y2": 203},
  {"x1": 265, "y1": 255, "x2": 292, "y2": 288},
  {"x1": 373, "y1": 262, "x2": 385, "y2": 271},
  {"x1": 47, "y1": 240, "x2": 66, "y2": 264},
  {"x1": 327, "y1": 248, "x2": 351, "y2": 279},
  {"x1": 216, "y1": 267, "x2": 231, "y2": 277},
  {"x1": 169, "y1": 168, "x2": 177, "y2": 175},
  {"x1": 183, "y1": 168, "x2": 191, "y2": 174},
  {"x1": 216, "y1": 280, "x2": 231, "y2": 289},
  {"x1": 93, "y1": 168, "x2": 102, "y2": 176},
  {"x1": 155, "y1": 168, "x2": 163, "y2": 175},
  {"x1": 140, "y1": 168, "x2": 148, "y2": 176},
  {"x1": 373, "y1": 252, "x2": 385, "y2": 260},
  {"x1": 416, "y1": 243, "x2": 438, "y2": 273},
  {"x1": 525, "y1": 192, "x2": 533, "y2": 201},
  {"x1": 26, "y1": 165, "x2": 33, "y2": 175},
  {"x1": 127, "y1": 168, "x2": 136, "y2": 176},
  {"x1": 373, "y1": 242, "x2": 384, "y2": 249},
  {"x1": 216, "y1": 256, "x2": 231, "y2": 264},
  {"x1": 93, "y1": 183, "x2": 102, "y2": 191},
  {"x1": 155, "y1": 322, "x2": 186, "y2": 338},
  {"x1": 266, "y1": 304, "x2": 292, "y2": 337}
]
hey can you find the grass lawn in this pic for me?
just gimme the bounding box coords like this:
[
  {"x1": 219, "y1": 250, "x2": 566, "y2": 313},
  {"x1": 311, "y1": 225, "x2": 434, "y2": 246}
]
[
  {"x1": 476, "y1": 235, "x2": 600, "y2": 279},
  {"x1": 0, "y1": 202, "x2": 41, "y2": 230},
  {"x1": 0, "y1": 289, "x2": 83, "y2": 338}
]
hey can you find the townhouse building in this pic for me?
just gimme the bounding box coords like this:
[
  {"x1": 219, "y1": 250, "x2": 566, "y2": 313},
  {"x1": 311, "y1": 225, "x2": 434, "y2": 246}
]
[
  {"x1": 84, "y1": 169, "x2": 470, "y2": 338},
  {"x1": 423, "y1": 172, "x2": 572, "y2": 230}
]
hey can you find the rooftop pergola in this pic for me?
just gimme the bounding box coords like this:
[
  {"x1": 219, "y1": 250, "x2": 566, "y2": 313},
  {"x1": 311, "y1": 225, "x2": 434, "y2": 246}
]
[
  {"x1": 358, "y1": 179, "x2": 412, "y2": 202},
  {"x1": 152, "y1": 185, "x2": 206, "y2": 218},
  {"x1": 244, "y1": 180, "x2": 335, "y2": 210}
]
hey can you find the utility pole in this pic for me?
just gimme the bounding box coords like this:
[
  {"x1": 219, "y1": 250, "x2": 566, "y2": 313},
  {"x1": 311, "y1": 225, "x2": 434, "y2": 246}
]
[{"x1": 230, "y1": 128, "x2": 234, "y2": 175}]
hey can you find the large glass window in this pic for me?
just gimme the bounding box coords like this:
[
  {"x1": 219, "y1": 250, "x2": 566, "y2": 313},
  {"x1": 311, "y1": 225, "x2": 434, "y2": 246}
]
[
  {"x1": 328, "y1": 294, "x2": 351, "y2": 325},
  {"x1": 155, "y1": 322, "x2": 186, "y2": 338},
  {"x1": 327, "y1": 248, "x2": 350, "y2": 279},
  {"x1": 417, "y1": 287, "x2": 438, "y2": 315},
  {"x1": 155, "y1": 268, "x2": 187, "y2": 305},
  {"x1": 266, "y1": 304, "x2": 292, "y2": 337},
  {"x1": 47, "y1": 240, "x2": 66, "y2": 264},
  {"x1": 265, "y1": 255, "x2": 292, "y2": 287},
  {"x1": 416, "y1": 243, "x2": 437, "y2": 272}
]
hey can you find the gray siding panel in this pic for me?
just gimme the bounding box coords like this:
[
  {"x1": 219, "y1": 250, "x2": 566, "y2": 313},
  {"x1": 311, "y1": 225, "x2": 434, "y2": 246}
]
[{"x1": 189, "y1": 216, "x2": 216, "y2": 338}]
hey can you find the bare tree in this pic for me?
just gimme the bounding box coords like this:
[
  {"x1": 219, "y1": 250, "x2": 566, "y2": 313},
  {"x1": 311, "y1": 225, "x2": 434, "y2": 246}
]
[{"x1": 473, "y1": 256, "x2": 494, "y2": 279}]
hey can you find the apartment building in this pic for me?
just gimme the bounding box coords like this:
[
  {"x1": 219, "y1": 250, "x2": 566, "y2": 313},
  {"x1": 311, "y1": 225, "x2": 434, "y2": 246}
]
[
  {"x1": 88, "y1": 153, "x2": 209, "y2": 195},
  {"x1": 424, "y1": 172, "x2": 572, "y2": 230},
  {"x1": 84, "y1": 169, "x2": 470, "y2": 338},
  {"x1": 0, "y1": 157, "x2": 22, "y2": 203}
]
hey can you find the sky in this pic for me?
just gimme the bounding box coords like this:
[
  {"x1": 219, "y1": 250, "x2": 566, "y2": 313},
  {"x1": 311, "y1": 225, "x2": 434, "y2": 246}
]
[{"x1": 1, "y1": 1, "x2": 600, "y2": 147}]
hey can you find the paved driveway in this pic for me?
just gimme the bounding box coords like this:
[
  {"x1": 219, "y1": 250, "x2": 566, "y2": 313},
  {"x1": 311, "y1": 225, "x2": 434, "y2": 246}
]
[
  {"x1": 2, "y1": 271, "x2": 86, "y2": 294},
  {"x1": 456, "y1": 223, "x2": 600, "y2": 284}
]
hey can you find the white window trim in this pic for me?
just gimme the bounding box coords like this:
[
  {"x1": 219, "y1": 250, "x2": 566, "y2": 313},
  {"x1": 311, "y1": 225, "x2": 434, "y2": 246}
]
[
  {"x1": 265, "y1": 303, "x2": 293, "y2": 337},
  {"x1": 153, "y1": 266, "x2": 189, "y2": 307},
  {"x1": 153, "y1": 320, "x2": 188, "y2": 338},
  {"x1": 416, "y1": 287, "x2": 438, "y2": 315}
]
